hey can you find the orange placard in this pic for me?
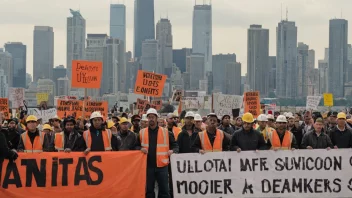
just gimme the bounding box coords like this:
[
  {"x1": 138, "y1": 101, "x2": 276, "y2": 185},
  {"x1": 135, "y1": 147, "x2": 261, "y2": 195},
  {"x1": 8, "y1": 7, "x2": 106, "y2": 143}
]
[
  {"x1": 57, "y1": 100, "x2": 108, "y2": 119},
  {"x1": 71, "y1": 60, "x2": 103, "y2": 88},
  {"x1": 0, "y1": 98, "x2": 9, "y2": 119},
  {"x1": 151, "y1": 100, "x2": 162, "y2": 110},
  {"x1": 244, "y1": 91, "x2": 260, "y2": 118},
  {"x1": 0, "y1": 152, "x2": 146, "y2": 198},
  {"x1": 134, "y1": 70, "x2": 167, "y2": 97}
]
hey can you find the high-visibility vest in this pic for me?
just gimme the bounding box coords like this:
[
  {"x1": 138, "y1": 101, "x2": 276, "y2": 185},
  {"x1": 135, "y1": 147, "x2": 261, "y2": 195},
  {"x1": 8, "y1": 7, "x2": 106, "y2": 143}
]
[
  {"x1": 54, "y1": 132, "x2": 65, "y2": 151},
  {"x1": 269, "y1": 130, "x2": 293, "y2": 150},
  {"x1": 199, "y1": 129, "x2": 224, "y2": 152},
  {"x1": 172, "y1": 126, "x2": 181, "y2": 140},
  {"x1": 140, "y1": 127, "x2": 169, "y2": 167},
  {"x1": 259, "y1": 126, "x2": 275, "y2": 142},
  {"x1": 83, "y1": 130, "x2": 112, "y2": 151},
  {"x1": 21, "y1": 131, "x2": 44, "y2": 153}
]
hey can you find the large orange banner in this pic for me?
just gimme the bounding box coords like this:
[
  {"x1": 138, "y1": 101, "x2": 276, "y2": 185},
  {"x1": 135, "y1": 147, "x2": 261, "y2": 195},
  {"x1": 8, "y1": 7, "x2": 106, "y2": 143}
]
[
  {"x1": 134, "y1": 70, "x2": 167, "y2": 97},
  {"x1": 57, "y1": 100, "x2": 108, "y2": 119},
  {"x1": 71, "y1": 60, "x2": 103, "y2": 89},
  {"x1": 0, "y1": 152, "x2": 146, "y2": 198}
]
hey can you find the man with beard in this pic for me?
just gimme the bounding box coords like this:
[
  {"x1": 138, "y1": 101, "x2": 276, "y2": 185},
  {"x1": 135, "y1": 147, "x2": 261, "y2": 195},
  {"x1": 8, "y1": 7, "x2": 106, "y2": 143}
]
[
  {"x1": 116, "y1": 117, "x2": 137, "y2": 151},
  {"x1": 1, "y1": 118, "x2": 20, "y2": 150},
  {"x1": 194, "y1": 114, "x2": 205, "y2": 132},
  {"x1": 267, "y1": 114, "x2": 276, "y2": 129},
  {"x1": 130, "y1": 115, "x2": 141, "y2": 133},
  {"x1": 256, "y1": 114, "x2": 275, "y2": 143},
  {"x1": 177, "y1": 111, "x2": 197, "y2": 153},
  {"x1": 301, "y1": 118, "x2": 333, "y2": 149},
  {"x1": 232, "y1": 117, "x2": 243, "y2": 131},
  {"x1": 288, "y1": 115, "x2": 304, "y2": 147},
  {"x1": 157, "y1": 118, "x2": 166, "y2": 128},
  {"x1": 50, "y1": 115, "x2": 63, "y2": 133},
  {"x1": 326, "y1": 111, "x2": 338, "y2": 136},
  {"x1": 267, "y1": 115, "x2": 298, "y2": 150},
  {"x1": 50, "y1": 117, "x2": 86, "y2": 152},
  {"x1": 218, "y1": 114, "x2": 236, "y2": 136},
  {"x1": 167, "y1": 113, "x2": 181, "y2": 140},
  {"x1": 140, "y1": 114, "x2": 149, "y2": 129}
]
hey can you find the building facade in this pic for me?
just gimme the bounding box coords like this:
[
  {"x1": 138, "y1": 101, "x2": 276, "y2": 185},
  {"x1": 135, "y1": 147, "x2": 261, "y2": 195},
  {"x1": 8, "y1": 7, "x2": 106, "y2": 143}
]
[
  {"x1": 297, "y1": 42, "x2": 309, "y2": 97},
  {"x1": 188, "y1": 53, "x2": 205, "y2": 90},
  {"x1": 110, "y1": 4, "x2": 126, "y2": 47},
  {"x1": 141, "y1": 39, "x2": 159, "y2": 72},
  {"x1": 173, "y1": 48, "x2": 192, "y2": 73},
  {"x1": 5, "y1": 42, "x2": 26, "y2": 88},
  {"x1": 0, "y1": 48, "x2": 12, "y2": 87},
  {"x1": 225, "y1": 62, "x2": 241, "y2": 95},
  {"x1": 156, "y1": 18, "x2": 173, "y2": 77},
  {"x1": 212, "y1": 54, "x2": 236, "y2": 93}
]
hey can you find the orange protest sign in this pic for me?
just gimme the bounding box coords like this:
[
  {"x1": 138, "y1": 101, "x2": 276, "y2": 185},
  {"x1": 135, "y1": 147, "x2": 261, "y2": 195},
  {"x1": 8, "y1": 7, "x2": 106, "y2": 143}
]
[
  {"x1": 0, "y1": 98, "x2": 9, "y2": 119},
  {"x1": 0, "y1": 152, "x2": 146, "y2": 198},
  {"x1": 244, "y1": 91, "x2": 260, "y2": 118},
  {"x1": 134, "y1": 70, "x2": 167, "y2": 97},
  {"x1": 71, "y1": 60, "x2": 103, "y2": 88},
  {"x1": 57, "y1": 100, "x2": 108, "y2": 119},
  {"x1": 151, "y1": 100, "x2": 162, "y2": 110}
]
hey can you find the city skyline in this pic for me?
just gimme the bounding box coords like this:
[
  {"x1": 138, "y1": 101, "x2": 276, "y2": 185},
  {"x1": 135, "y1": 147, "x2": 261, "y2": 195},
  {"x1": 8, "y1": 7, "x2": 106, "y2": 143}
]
[{"x1": 0, "y1": 0, "x2": 351, "y2": 77}]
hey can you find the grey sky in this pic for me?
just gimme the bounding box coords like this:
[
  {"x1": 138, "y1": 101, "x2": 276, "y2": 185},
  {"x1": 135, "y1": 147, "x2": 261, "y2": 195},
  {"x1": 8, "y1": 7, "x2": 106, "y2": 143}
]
[{"x1": 0, "y1": 0, "x2": 350, "y2": 77}]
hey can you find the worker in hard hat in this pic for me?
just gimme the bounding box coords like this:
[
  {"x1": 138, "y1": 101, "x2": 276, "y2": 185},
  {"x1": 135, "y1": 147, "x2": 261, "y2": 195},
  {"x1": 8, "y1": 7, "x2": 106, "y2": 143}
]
[
  {"x1": 218, "y1": 114, "x2": 236, "y2": 136},
  {"x1": 83, "y1": 111, "x2": 119, "y2": 155},
  {"x1": 140, "y1": 114, "x2": 148, "y2": 129},
  {"x1": 130, "y1": 115, "x2": 141, "y2": 134},
  {"x1": 17, "y1": 115, "x2": 46, "y2": 153},
  {"x1": 136, "y1": 108, "x2": 179, "y2": 198},
  {"x1": 157, "y1": 118, "x2": 166, "y2": 128},
  {"x1": 50, "y1": 115, "x2": 63, "y2": 133},
  {"x1": 111, "y1": 116, "x2": 120, "y2": 124},
  {"x1": 256, "y1": 114, "x2": 275, "y2": 143},
  {"x1": 193, "y1": 114, "x2": 205, "y2": 132},
  {"x1": 106, "y1": 120, "x2": 118, "y2": 135},
  {"x1": 266, "y1": 115, "x2": 298, "y2": 150},
  {"x1": 266, "y1": 114, "x2": 276, "y2": 129},
  {"x1": 166, "y1": 112, "x2": 182, "y2": 140},
  {"x1": 42, "y1": 124, "x2": 53, "y2": 134},
  {"x1": 230, "y1": 112, "x2": 267, "y2": 152},
  {"x1": 116, "y1": 117, "x2": 137, "y2": 151},
  {"x1": 177, "y1": 111, "x2": 198, "y2": 153}
]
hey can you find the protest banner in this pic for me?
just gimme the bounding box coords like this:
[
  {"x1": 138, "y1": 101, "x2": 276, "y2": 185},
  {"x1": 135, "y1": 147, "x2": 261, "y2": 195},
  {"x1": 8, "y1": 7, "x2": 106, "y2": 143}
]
[
  {"x1": 213, "y1": 93, "x2": 243, "y2": 117},
  {"x1": 306, "y1": 96, "x2": 322, "y2": 110},
  {"x1": 9, "y1": 87, "x2": 25, "y2": 108},
  {"x1": 71, "y1": 60, "x2": 103, "y2": 88},
  {"x1": 36, "y1": 93, "x2": 49, "y2": 105},
  {"x1": 323, "y1": 93, "x2": 334, "y2": 107},
  {"x1": 0, "y1": 152, "x2": 146, "y2": 197},
  {"x1": 171, "y1": 90, "x2": 182, "y2": 102},
  {"x1": 0, "y1": 98, "x2": 9, "y2": 119},
  {"x1": 244, "y1": 91, "x2": 260, "y2": 118},
  {"x1": 151, "y1": 100, "x2": 162, "y2": 110},
  {"x1": 27, "y1": 108, "x2": 57, "y2": 123},
  {"x1": 171, "y1": 150, "x2": 352, "y2": 198},
  {"x1": 134, "y1": 70, "x2": 167, "y2": 97},
  {"x1": 57, "y1": 100, "x2": 108, "y2": 119},
  {"x1": 183, "y1": 97, "x2": 204, "y2": 109}
]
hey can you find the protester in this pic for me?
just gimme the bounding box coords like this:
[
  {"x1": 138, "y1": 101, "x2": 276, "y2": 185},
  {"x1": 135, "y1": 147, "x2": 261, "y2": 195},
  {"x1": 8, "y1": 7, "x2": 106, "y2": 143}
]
[
  {"x1": 158, "y1": 118, "x2": 166, "y2": 128},
  {"x1": 301, "y1": 118, "x2": 333, "y2": 149},
  {"x1": 193, "y1": 114, "x2": 204, "y2": 132},
  {"x1": 329, "y1": 112, "x2": 352, "y2": 148},
  {"x1": 232, "y1": 117, "x2": 243, "y2": 131},
  {"x1": 256, "y1": 114, "x2": 274, "y2": 142},
  {"x1": 17, "y1": 115, "x2": 45, "y2": 152},
  {"x1": 218, "y1": 114, "x2": 235, "y2": 136},
  {"x1": 301, "y1": 111, "x2": 313, "y2": 135},
  {"x1": 288, "y1": 115, "x2": 304, "y2": 147},
  {"x1": 140, "y1": 114, "x2": 148, "y2": 129},
  {"x1": 112, "y1": 116, "x2": 120, "y2": 124},
  {"x1": 131, "y1": 114, "x2": 141, "y2": 133},
  {"x1": 326, "y1": 111, "x2": 338, "y2": 135},
  {"x1": 192, "y1": 113, "x2": 231, "y2": 153},
  {"x1": 50, "y1": 115, "x2": 63, "y2": 133},
  {"x1": 177, "y1": 112, "x2": 197, "y2": 153},
  {"x1": 42, "y1": 124, "x2": 53, "y2": 134},
  {"x1": 267, "y1": 114, "x2": 276, "y2": 129},
  {"x1": 230, "y1": 112, "x2": 267, "y2": 152},
  {"x1": 116, "y1": 117, "x2": 137, "y2": 151},
  {"x1": 167, "y1": 112, "x2": 182, "y2": 140},
  {"x1": 0, "y1": 132, "x2": 18, "y2": 161},
  {"x1": 1, "y1": 118, "x2": 20, "y2": 150},
  {"x1": 136, "y1": 108, "x2": 179, "y2": 198},
  {"x1": 106, "y1": 120, "x2": 118, "y2": 135},
  {"x1": 267, "y1": 115, "x2": 298, "y2": 150}
]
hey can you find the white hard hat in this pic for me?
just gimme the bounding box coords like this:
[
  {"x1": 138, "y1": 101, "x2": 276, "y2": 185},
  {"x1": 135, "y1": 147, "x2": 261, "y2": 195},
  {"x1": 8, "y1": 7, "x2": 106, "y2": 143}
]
[
  {"x1": 185, "y1": 111, "x2": 195, "y2": 118},
  {"x1": 267, "y1": 114, "x2": 275, "y2": 120},
  {"x1": 286, "y1": 112, "x2": 294, "y2": 118},
  {"x1": 194, "y1": 114, "x2": 202, "y2": 121},
  {"x1": 146, "y1": 108, "x2": 159, "y2": 117},
  {"x1": 283, "y1": 112, "x2": 288, "y2": 117},
  {"x1": 257, "y1": 114, "x2": 268, "y2": 122},
  {"x1": 276, "y1": 115, "x2": 287, "y2": 123},
  {"x1": 90, "y1": 111, "x2": 103, "y2": 120},
  {"x1": 141, "y1": 114, "x2": 148, "y2": 121}
]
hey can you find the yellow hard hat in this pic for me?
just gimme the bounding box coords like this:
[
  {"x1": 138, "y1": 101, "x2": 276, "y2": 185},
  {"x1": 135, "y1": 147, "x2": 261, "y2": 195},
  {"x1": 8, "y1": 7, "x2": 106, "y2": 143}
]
[
  {"x1": 26, "y1": 115, "x2": 38, "y2": 123},
  {"x1": 119, "y1": 117, "x2": 130, "y2": 125},
  {"x1": 242, "y1": 112, "x2": 254, "y2": 123},
  {"x1": 337, "y1": 112, "x2": 346, "y2": 119},
  {"x1": 42, "y1": 124, "x2": 52, "y2": 131},
  {"x1": 107, "y1": 120, "x2": 115, "y2": 129}
]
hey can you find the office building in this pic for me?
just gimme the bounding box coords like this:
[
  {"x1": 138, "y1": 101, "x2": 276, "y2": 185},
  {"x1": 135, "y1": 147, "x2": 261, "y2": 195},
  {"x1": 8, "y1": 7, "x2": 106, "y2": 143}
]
[
  {"x1": 5, "y1": 42, "x2": 26, "y2": 88},
  {"x1": 308, "y1": 49, "x2": 315, "y2": 70},
  {"x1": 156, "y1": 18, "x2": 173, "y2": 76},
  {"x1": 173, "y1": 48, "x2": 192, "y2": 73},
  {"x1": 33, "y1": 26, "x2": 54, "y2": 82},
  {"x1": 212, "y1": 54, "x2": 236, "y2": 93},
  {"x1": 141, "y1": 39, "x2": 159, "y2": 72},
  {"x1": 297, "y1": 42, "x2": 309, "y2": 97},
  {"x1": 0, "y1": 69, "x2": 8, "y2": 97},
  {"x1": 268, "y1": 56, "x2": 276, "y2": 93},
  {"x1": 57, "y1": 77, "x2": 69, "y2": 96},
  {"x1": 53, "y1": 65, "x2": 67, "y2": 96},
  {"x1": 110, "y1": 4, "x2": 126, "y2": 47},
  {"x1": 188, "y1": 53, "x2": 205, "y2": 90},
  {"x1": 225, "y1": 62, "x2": 241, "y2": 95},
  {"x1": 0, "y1": 48, "x2": 12, "y2": 87}
]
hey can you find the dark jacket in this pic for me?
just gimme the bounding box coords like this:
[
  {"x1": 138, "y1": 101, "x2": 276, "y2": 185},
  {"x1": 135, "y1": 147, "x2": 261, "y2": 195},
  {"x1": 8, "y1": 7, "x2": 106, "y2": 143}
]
[
  {"x1": 329, "y1": 126, "x2": 352, "y2": 148},
  {"x1": 116, "y1": 130, "x2": 138, "y2": 151},
  {"x1": 17, "y1": 129, "x2": 43, "y2": 151},
  {"x1": 192, "y1": 129, "x2": 231, "y2": 152},
  {"x1": 0, "y1": 132, "x2": 10, "y2": 159},
  {"x1": 177, "y1": 125, "x2": 199, "y2": 153},
  {"x1": 230, "y1": 128, "x2": 267, "y2": 151},
  {"x1": 301, "y1": 130, "x2": 333, "y2": 149},
  {"x1": 136, "y1": 126, "x2": 179, "y2": 168},
  {"x1": 289, "y1": 125, "x2": 303, "y2": 147},
  {"x1": 86, "y1": 126, "x2": 119, "y2": 151},
  {"x1": 44, "y1": 130, "x2": 86, "y2": 152},
  {"x1": 266, "y1": 130, "x2": 299, "y2": 149},
  {"x1": 1, "y1": 128, "x2": 20, "y2": 150},
  {"x1": 218, "y1": 124, "x2": 236, "y2": 136}
]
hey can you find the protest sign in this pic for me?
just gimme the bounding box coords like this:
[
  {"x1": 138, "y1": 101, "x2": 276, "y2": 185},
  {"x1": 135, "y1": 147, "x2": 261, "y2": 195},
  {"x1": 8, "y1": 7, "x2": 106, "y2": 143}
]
[
  {"x1": 71, "y1": 60, "x2": 103, "y2": 88},
  {"x1": 213, "y1": 93, "x2": 243, "y2": 117},
  {"x1": 151, "y1": 100, "x2": 162, "y2": 110},
  {"x1": 0, "y1": 98, "x2": 9, "y2": 119},
  {"x1": 9, "y1": 87, "x2": 25, "y2": 108},
  {"x1": 306, "y1": 96, "x2": 322, "y2": 110},
  {"x1": 36, "y1": 93, "x2": 49, "y2": 105},
  {"x1": 172, "y1": 90, "x2": 182, "y2": 102},
  {"x1": 57, "y1": 100, "x2": 108, "y2": 119},
  {"x1": 134, "y1": 70, "x2": 167, "y2": 97},
  {"x1": 171, "y1": 150, "x2": 352, "y2": 198},
  {"x1": 183, "y1": 97, "x2": 204, "y2": 109},
  {"x1": 0, "y1": 152, "x2": 146, "y2": 198},
  {"x1": 27, "y1": 108, "x2": 57, "y2": 123},
  {"x1": 323, "y1": 93, "x2": 333, "y2": 107},
  {"x1": 244, "y1": 91, "x2": 260, "y2": 118}
]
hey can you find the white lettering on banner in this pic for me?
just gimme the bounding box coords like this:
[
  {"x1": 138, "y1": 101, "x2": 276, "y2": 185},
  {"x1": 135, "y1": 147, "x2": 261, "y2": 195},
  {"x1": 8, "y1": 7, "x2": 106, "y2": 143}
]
[
  {"x1": 306, "y1": 96, "x2": 322, "y2": 110},
  {"x1": 9, "y1": 88, "x2": 25, "y2": 108},
  {"x1": 213, "y1": 93, "x2": 243, "y2": 117},
  {"x1": 171, "y1": 150, "x2": 352, "y2": 198},
  {"x1": 27, "y1": 108, "x2": 57, "y2": 123}
]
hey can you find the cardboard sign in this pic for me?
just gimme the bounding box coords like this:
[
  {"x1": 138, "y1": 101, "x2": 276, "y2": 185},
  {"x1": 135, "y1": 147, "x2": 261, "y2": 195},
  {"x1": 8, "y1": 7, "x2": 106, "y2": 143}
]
[
  {"x1": 27, "y1": 108, "x2": 57, "y2": 123},
  {"x1": 57, "y1": 100, "x2": 108, "y2": 119},
  {"x1": 244, "y1": 91, "x2": 260, "y2": 118},
  {"x1": 171, "y1": 90, "x2": 182, "y2": 102},
  {"x1": 183, "y1": 97, "x2": 204, "y2": 109},
  {"x1": 71, "y1": 60, "x2": 103, "y2": 88},
  {"x1": 36, "y1": 93, "x2": 49, "y2": 105},
  {"x1": 134, "y1": 70, "x2": 167, "y2": 97},
  {"x1": 9, "y1": 87, "x2": 25, "y2": 108},
  {"x1": 0, "y1": 152, "x2": 146, "y2": 198},
  {"x1": 213, "y1": 93, "x2": 243, "y2": 117},
  {"x1": 151, "y1": 100, "x2": 162, "y2": 110},
  {"x1": 323, "y1": 93, "x2": 333, "y2": 107},
  {"x1": 0, "y1": 98, "x2": 9, "y2": 119},
  {"x1": 306, "y1": 96, "x2": 322, "y2": 110}
]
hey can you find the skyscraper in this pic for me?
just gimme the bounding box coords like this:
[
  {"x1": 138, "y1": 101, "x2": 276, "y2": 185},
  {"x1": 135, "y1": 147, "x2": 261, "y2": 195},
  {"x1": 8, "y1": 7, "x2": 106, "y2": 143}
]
[
  {"x1": 173, "y1": 48, "x2": 192, "y2": 73},
  {"x1": 192, "y1": 3, "x2": 212, "y2": 73},
  {"x1": 53, "y1": 65, "x2": 67, "y2": 96},
  {"x1": 5, "y1": 42, "x2": 26, "y2": 88},
  {"x1": 33, "y1": 26, "x2": 54, "y2": 82},
  {"x1": 141, "y1": 39, "x2": 158, "y2": 72},
  {"x1": 225, "y1": 62, "x2": 241, "y2": 95},
  {"x1": 212, "y1": 54, "x2": 236, "y2": 93},
  {"x1": 247, "y1": 24, "x2": 269, "y2": 96},
  {"x1": 268, "y1": 56, "x2": 276, "y2": 93},
  {"x1": 308, "y1": 49, "x2": 315, "y2": 70},
  {"x1": 297, "y1": 42, "x2": 309, "y2": 97},
  {"x1": 188, "y1": 53, "x2": 205, "y2": 90},
  {"x1": 67, "y1": 9, "x2": 86, "y2": 81},
  {"x1": 276, "y1": 20, "x2": 297, "y2": 98},
  {"x1": 0, "y1": 48, "x2": 12, "y2": 87},
  {"x1": 156, "y1": 18, "x2": 173, "y2": 77},
  {"x1": 328, "y1": 19, "x2": 348, "y2": 97},
  {"x1": 57, "y1": 77, "x2": 69, "y2": 96},
  {"x1": 0, "y1": 69, "x2": 8, "y2": 97},
  {"x1": 110, "y1": 4, "x2": 126, "y2": 45},
  {"x1": 134, "y1": 0, "x2": 155, "y2": 58}
]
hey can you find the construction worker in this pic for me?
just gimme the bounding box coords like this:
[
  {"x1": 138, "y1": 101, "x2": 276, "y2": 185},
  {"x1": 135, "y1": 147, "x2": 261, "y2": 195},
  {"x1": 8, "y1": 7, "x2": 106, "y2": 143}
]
[
  {"x1": 158, "y1": 118, "x2": 166, "y2": 128},
  {"x1": 256, "y1": 114, "x2": 275, "y2": 143},
  {"x1": 218, "y1": 114, "x2": 236, "y2": 136},
  {"x1": 116, "y1": 117, "x2": 137, "y2": 151},
  {"x1": 192, "y1": 113, "x2": 231, "y2": 153},
  {"x1": 232, "y1": 117, "x2": 243, "y2": 131},
  {"x1": 140, "y1": 114, "x2": 148, "y2": 129},
  {"x1": 167, "y1": 112, "x2": 182, "y2": 140},
  {"x1": 136, "y1": 108, "x2": 179, "y2": 198},
  {"x1": 42, "y1": 124, "x2": 53, "y2": 134},
  {"x1": 83, "y1": 111, "x2": 119, "y2": 154},
  {"x1": 301, "y1": 118, "x2": 333, "y2": 149},
  {"x1": 329, "y1": 112, "x2": 352, "y2": 148},
  {"x1": 130, "y1": 115, "x2": 141, "y2": 133},
  {"x1": 177, "y1": 111, "x2": 197, "y2": 153},
  {"x1": 194, "y1": 114, "x2": 205, "y2": 132},
  {"x1": 267, "y1": 114, "x2": 276, "y2": 129},
  {"x1": 267, "y1": 115, "x2": 297, "y2": 150},
  {"x1": 50, "y1": 115, "x2": 62, "y2": 133},
  {"x1": 17, "y1": 115, "x2": 45, "y2": 153},
  {"x1": 111, "y1": 116, "x2": 120, "y2": 124}
]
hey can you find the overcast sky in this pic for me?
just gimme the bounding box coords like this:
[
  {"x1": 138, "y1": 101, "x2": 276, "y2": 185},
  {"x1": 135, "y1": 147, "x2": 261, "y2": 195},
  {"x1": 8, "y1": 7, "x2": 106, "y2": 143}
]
[{"x1": 0, "y1": 0, "x2": 350, "y2": 77}]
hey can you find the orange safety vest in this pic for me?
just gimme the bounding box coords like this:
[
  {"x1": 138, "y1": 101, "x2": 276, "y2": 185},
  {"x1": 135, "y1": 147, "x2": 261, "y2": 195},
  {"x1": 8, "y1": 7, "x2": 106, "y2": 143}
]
[
  {"x1": 172, "y1": 126, "x2": 181, "y2": 140},
  {"x1": 140, "y1": 127, "x2": 169, "y2": 167},
  {"x1": 259, "y1": 126, "x2": 275, "y2": 142},
  {"x1": 83, "y1": 130, "x2": 112, "y2": 151},
  {"x1": 269, "y1": 130, "x2": 293, "y2": 150},
  {"x1": 54, "y1": 132, "x2": 65, "y2": 151},
  {"x1": 21, "y1": 131, "x2": 44, "y2": 153},
  {"x1": 199, "y1": 129, "x2": 224, "y2": 152}
]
